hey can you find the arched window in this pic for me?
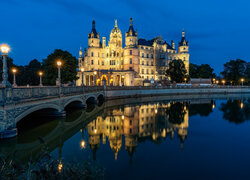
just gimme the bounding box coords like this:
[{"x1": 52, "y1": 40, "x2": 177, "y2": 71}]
[{"x1": 91, "y1": 52, "x2": 94, "y2": 57}]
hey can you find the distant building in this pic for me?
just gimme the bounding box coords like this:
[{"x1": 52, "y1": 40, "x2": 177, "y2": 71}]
[{"x1": 77, "y1": 18, "x2": 189, "y2": 86}]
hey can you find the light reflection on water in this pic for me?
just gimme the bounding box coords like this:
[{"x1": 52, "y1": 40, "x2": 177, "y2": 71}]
[{"x1": 1, "y1": 96, "x2": 250, "y2": 179}]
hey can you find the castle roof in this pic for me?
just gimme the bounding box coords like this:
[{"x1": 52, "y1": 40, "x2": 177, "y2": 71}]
[
  {"x1": 111, "y1": 20, "x2": 122, "y2": 35},
  {"x1": 179, "y1": 30, "x2": 189, "y2": 46},
  {"x1": 138, "y1": 37, "x2": 174, "y2": 50},
  {"x1": 126, "y1": 18, "x2": 137, "y2": 37},
  {"x1": 88, "y1": 20, "x2": 99, "y2": 38},
  {"x1": 138, "y1": 38, "x2": 154, "y2": 46}
]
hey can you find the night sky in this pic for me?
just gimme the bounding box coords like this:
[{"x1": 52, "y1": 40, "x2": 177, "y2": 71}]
[{"x1": 1, "y1": 0, "x2": 249, "y2": 74}]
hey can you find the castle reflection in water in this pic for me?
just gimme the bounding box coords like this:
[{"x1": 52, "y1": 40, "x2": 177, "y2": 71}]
[{"x1": 86, "y1": 102, "x2": 190, "y2": 161}]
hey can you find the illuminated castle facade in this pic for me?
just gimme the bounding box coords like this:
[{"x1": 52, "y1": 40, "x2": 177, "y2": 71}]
[{"x1": 77, "y1": 18, "x2": 189, "y2": 86}]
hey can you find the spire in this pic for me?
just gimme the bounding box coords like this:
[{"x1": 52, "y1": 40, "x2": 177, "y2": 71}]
[
  {"x1": 182, "y1": 29, "x2": 185, "y2": 37},
  {"x1": 79, "y1": 46, "x2": 83, "y2": 58},
  {"x1": 126, "y1": 17, "x2": 137, "y2": 37},
  {"x1": 115, "y1": 19, "x2": 118, "y2": 28},
  {"x1": 179, "y1": 29, "x2": 188, "y2": 46},
  {"x1": 88, "y1": 20, "x2": 98, "y2": 38}
]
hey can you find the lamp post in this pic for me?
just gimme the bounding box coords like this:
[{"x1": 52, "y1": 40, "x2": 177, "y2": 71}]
[
  {"x1": 212, "y1": 78, "x2": 216, "y2": 84},
  {"x1": 39, "y1": 71, "x2": 43, "y2": 86},
  {"x1": 0, "y1": 44, "x2": 11, "y2": 87},
  {"x1": 12, "y1": 68, "x2": 17, "y2": 87},
  {"x1": 57, "y1": 60, "x2": 62, "y2": 97},
  {"x1": 241, "y1": 78, "x2": 244, "y2": 87},
  {"x1": 222, "y1": 80, "x2": 225, "y2": 86},
  {"x1": 57, "y1": 60, "x2": 62, "y2": 86},
  {"x1": 80, "y1": 67, "x2": 84, "y2": 86},
  {"x1": 94, "y1": 71, "x2": 97, "y2": 86},
  {"x1": 184, "y1": 78, "x2": 187, "y2": 85}
]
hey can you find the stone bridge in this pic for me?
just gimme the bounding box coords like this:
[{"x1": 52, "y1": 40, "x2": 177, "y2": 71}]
[{"x1": 0, "y1": 86, "x2": 105, "y2": 133}]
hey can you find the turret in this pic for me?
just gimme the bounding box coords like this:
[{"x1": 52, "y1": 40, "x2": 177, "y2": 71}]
[
  {"x1": 88, "y1": 20, "x2": 100, "y2": 47},
  {"x1": 125, "y1": 17, "x2": 138, "y2": 47},
  {"x1": 79, "y1": 47, "x2": 83, "y2": 58},
  {"x1": 78, "y1": 47, "x2": 83, "y2": 67},
  {"x1": 102, "y1": 37, "x2": 106, "y2": 48},
  {"x1": 171, "y1": 40, "x2": 175, "y2": 49},
  {"x1": 178, "y1": 29, "x2": 189, "y2": 53},
  {"x1": 109, "y1": 20, "x2": 122, "y2": 48},
  {"x1": 124, "y1": 18, "x2": 139, "y2": 73}
]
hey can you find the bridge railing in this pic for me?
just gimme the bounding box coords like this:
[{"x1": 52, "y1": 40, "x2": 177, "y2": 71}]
[{"x1": 0, "y1": 86, "x2": 105, "y2": 104}]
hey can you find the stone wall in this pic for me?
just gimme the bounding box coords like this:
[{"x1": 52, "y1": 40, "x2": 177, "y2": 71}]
[{"x1": 105, "y1": 87, "x2": 250, "y2": 99}]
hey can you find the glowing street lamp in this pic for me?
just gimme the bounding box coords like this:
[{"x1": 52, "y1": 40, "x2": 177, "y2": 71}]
[
  {"x1": 222, "y1": 80, "x2": 225, "y2": 86},
  {"x1": 212, "y1": 78, "x2": 216, "y2": 84},
  {"x1": 0, "y1": 44, "x2": 11, "y2": 87},
  {"x1": 241, "y1": 78, "x2": 244, "y2": 87},
  {"x1": 57, "y1": 60, "x2": 62, "y2": 86},
  {"x1": 12, "y1": 68, "x2": 17, "y2": 87},
  {"x1": 184, "y1": 78, "x2": 187, "y2": 85},
  {"x1": 38, "y1": 71, "x2": 43, "y2": 86},
  {"x1": 94, "y1": 71, "x2": 97, "y2": 86},
  {"x1": 80, "y1": 67, "x2": 84, "y2": 86}
]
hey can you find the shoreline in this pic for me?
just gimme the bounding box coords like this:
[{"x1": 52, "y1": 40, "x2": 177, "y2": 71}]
[{"x1": 105, "y1": 87, "x2": 250, "y2": 100}]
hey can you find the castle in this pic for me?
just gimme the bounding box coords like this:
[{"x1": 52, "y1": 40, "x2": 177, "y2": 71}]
[{"x1": 77, "y1": 18, "x2": 189, "y2": 86}]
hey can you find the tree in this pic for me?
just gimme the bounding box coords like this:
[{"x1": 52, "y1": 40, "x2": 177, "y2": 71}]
[
  {"x1": 18, "y1": 59, "x2": 42, "y2": 85},
  {"x1": 42, "y1": 49, "x2": 78, "y2": 85},
  {"x1": 221, "y1": 59, "x2": 246, "y2": 84},
  {"x1": 189, "y1": 63, "x2": 199, "y2": 78},
  {"x1": 166, "y1": 59, "x2": 187, "y2": 83},
  {"x1": 189, "y1": 63, "x2": 215, "y2": 79},
  {"x1": 198, "y1": 64, "x2": 215, "y2": 78}
]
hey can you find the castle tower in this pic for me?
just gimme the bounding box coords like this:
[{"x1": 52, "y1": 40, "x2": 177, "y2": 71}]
[
  {"x1": 124, "y1": 18, "x2": 139, "y2": 73},
  {"x1": 178, "y1": 29, "x2": 189, "y2": 74},
  {"x1": 178, "y1": 29, "x2": 189, "y2": 53},
  {"x1": 109, "y1": 20, "x2": 122, "y2": 48},
  {"x1": 79, "y1": 47, "x2": 83, "y2": 67},
  {"x1": 88, "y1": 20, "x2": 100, "y2": 47}
]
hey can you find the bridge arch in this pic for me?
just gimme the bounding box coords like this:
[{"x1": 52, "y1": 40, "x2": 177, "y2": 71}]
[
  {"x1": 15, "y1": 104, "x2": 61, "y2": 123},
  {"x1": 97, "y1": 94, "x2": 105, "y2": 106},
  {"x1": 64, "y1": 97, "x2": 85, "y2": 109}
]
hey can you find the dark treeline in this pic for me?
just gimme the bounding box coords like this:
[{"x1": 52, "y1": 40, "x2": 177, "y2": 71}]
[{"x1": 0, "y1": 49, "x2": 78, "y2": 86}]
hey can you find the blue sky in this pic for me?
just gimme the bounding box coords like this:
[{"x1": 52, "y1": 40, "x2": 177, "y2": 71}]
[{"x1": 0, "y1": 0, "x2": 249, "y2": 73}]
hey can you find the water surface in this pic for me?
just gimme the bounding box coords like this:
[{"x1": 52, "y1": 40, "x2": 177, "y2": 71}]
[{"x1": 1, "y1": 95, "x2": 250, "y2": 180}]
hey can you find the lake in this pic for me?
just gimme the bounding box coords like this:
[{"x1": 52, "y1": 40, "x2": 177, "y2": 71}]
[{"x1": 1, "y1": 95, "x2": 250, "y2": 179}]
